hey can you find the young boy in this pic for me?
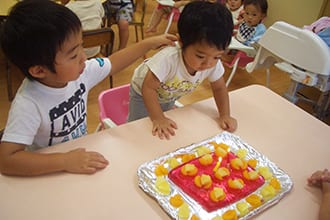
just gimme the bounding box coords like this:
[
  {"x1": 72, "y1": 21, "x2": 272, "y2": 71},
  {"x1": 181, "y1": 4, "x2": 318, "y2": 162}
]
[
  {"x1": 128, "y1": 1, "x2": 237, "y2": 140},
  {"x1": 0, "y1": 0, "x2": 176, "y2": 176}
]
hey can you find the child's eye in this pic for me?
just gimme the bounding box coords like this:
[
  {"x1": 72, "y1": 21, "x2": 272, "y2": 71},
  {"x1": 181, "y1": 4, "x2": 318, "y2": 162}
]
[
  {"x1": 196, "y1": 54, "x2": 205, "y2": 59},
  {"x1": 70, "y1": 54, "x2": 78, "y2": 59}
]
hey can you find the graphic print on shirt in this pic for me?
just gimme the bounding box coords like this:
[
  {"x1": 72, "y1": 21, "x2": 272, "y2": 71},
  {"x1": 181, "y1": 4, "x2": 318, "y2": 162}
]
[
  {"x1": 157, "y1": 75, "x2": 201, "y2": 102},
  {"x1": 48, "y1": 83, "x2": 87, "y2": 146}
]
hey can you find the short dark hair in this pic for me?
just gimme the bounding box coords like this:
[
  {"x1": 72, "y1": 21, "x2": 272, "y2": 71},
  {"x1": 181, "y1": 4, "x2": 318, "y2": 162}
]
[
  {"x1": 0, "y1": 0, "x2": 81, "y2": 80},
  {"x1": 244, "y1": 0, "x2": 268, "y2": 15},
  {"x1": 178, "y1": 1, "x2": 233, "y2": 50}
]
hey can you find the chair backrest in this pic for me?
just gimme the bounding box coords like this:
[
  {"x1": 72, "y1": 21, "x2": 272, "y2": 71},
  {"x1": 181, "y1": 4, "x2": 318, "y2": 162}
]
[
  {"x1": 247, "y1": 21, "x2": 330, "y2": 76},
  {"x1": 82, "y1": 27, "x2": 114, "y2": 57},
  {"x1": 98, "y1": 84, "x2": 130, "y2": 126}
]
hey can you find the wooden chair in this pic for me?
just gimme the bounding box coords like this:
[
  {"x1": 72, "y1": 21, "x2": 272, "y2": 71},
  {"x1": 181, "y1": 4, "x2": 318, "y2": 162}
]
[
  {"x1": 82, "y1": 27, "x2": 115, "y2": 87},
  {"x1": 0, "y1": 15, "x2": 14, "y2": 101},
  {"x1": 103, "y1": 0, "x2": 147, "y2": 42}
]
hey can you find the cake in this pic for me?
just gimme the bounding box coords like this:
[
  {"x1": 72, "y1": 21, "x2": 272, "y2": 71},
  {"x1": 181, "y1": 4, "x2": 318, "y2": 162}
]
[{"x1": 152, "y1": 141, "x2": 283, "y2": 219}]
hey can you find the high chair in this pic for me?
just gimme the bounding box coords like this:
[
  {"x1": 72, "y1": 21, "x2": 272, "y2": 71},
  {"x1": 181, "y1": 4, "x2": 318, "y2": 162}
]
[
  {"x1": 223, "y1": 37, "x2": 258, "y2": 87},
  {"x1": 246, "y1": 21, "x2": 330, "y2": 119}
]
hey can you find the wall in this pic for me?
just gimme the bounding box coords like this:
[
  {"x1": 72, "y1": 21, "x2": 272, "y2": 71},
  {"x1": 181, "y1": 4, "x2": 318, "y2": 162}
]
[{"x1": 264, "y1": 0, "x2": 327, "y2": 28}]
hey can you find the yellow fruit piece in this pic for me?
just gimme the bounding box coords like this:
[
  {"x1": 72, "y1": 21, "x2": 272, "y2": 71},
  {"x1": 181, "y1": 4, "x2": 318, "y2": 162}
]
[
  {"x1": 178, "y1": 203, "x2": 190, "y2": 220},
  {"x1": 196, "y1": 146, "x2": 211, "y2": 157},
  {"x1": 210, "y1": 187, "x2": 226, "y2": 202},
  {"x1": 194, "y1": 174, "x2": 212, "y2": 189},
  {"x1": 243, "y1": 170, "x2": 259, "y2": 180},
  {"x1": 230, "y1": 158, "x2": 247, "y2": 170},
  {"x1": 222, "y1": 210, "x2": 238, "y2": 220},
  {"x1": 190, "y1": 214, "x2": 200, "y2": 220},
  {"x1": 236, "y1": 202, "x2": 249, "y2": 216},
  {"x1": 214, "y1": 167, "x2": 230, "y2": 180},
  {"x1": 199, "y1": 153, "x2": 213, "y2": 166},
  {"x1": 269, "y1": 177, "x2": 281, "y2": 190},
  {"x1": 169, "y1": 194, "x2": 184, "y2": 208},
  {"x1": 154, "y1": 164, "x2": 168, "y2": 176},
  {"x1": 247, "y1": 159, "x2": 258, "y2": 168},
  {"x1": 258, "y1": 167, "x2": 273, "y2": 180},
  {"x1": 236, "y1": 149, "x2": 247, "y2": 159},
  {"x1": 181, "y1": 164, "x2": 198, "y2": 176},
  {"x1": 168, "y1": 157, "x2": 181, "y2": 169},
  {"x1": 261, "y1": 185, "x2": 276, "y2": 201},
  {"x1": 246, "y1": 194, "x2": 262, "y2": 208},
  {"x1": 211, "y1": 216, "x2": 222, "y2": 220},
  {"x1": 214, "y1": 146, "x2": 228, "y2": 158},
  {"x1": 182, "y1": 154, "x2": 196, "y2": 163},
  {"x1": 228, "y1": 178, "x2": 245, "y2": 189},
  {"x1": 155, "y1": 177, "x2": 171, "y2": 195}
]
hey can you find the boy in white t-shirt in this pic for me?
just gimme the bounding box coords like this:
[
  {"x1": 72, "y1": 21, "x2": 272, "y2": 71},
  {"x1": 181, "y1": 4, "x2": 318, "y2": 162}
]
[
  {"x1": 128, "y1": 1, "x2": 237, "y2": 140},
  {"x1": 0, "y1": 0, "x2": 176, "y2": 176}
]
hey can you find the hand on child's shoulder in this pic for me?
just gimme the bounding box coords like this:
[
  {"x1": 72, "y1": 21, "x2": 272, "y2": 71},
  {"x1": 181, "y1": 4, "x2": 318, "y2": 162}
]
[{"x1": 146, "y1": 34, "x2": 177, "y2": 50}]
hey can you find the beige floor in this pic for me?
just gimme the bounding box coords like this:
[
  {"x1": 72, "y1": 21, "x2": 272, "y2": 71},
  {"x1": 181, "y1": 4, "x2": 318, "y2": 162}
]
[{"x1": 0, "y1": 0, "x2": 328, "y2": 133}]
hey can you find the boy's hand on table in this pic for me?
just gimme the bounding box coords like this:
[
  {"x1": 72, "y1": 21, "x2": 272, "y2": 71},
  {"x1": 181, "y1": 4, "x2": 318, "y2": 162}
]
[
  {"x1": 64, "y1": 148, "x2": 109, "y2": 174},
  {"x1": 219, "y1": 115, "x2": 237, "y2": 132},
  {"x1": 152, "y1": 117, "x2": 178, "y2": 140}
]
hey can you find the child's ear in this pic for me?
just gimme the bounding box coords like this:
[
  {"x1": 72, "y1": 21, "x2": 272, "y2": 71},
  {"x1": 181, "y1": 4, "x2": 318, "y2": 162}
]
[{"x1": 28, "y1": 65, "x2": 48, "y2": 79}]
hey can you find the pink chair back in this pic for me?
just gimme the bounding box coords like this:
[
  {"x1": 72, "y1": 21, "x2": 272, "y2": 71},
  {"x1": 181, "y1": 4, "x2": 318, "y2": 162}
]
[{"x1": 98, "y1": 84, "x2": 130, "y2": 126}]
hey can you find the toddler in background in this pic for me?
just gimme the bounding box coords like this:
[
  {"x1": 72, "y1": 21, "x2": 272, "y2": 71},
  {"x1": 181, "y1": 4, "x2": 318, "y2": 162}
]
[
  {"x1": 65, "y1": 0, "x2": 105, "y2": 58},
  {"x1": 128, "y1": 1, "x2": 237, "y2": 140},
  {"x1": 145, "y1": 0, "x2": 191, "y2": 33},
  {"x1": 235, "y1": 0, "x2": 268, "y2": 46},
  {"x1": 102, "y1": 0, "x2": 133, "y2": 50},
  {"x1": 226, "y1": 0, "x2": 244, "y2": 29},
  {"x1": 308, "y1": 169, "x2": 330, "y2": 220}
]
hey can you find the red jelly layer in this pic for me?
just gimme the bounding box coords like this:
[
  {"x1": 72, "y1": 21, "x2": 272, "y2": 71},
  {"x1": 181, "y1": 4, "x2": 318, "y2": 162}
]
[{"x1": 168, "y1": 152, "x2": 265, "y2": 212}]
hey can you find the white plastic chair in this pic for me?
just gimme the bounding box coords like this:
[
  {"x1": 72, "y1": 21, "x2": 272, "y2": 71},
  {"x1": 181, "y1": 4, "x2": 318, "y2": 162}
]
[{"x1": 246, "y1": 21, "x2": 330, "y2": 119}]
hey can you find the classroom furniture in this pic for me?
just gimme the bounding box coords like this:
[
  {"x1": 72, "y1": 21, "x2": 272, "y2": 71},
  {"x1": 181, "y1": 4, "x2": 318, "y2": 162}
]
[
  {"x1": 82, "y1": 27, "x2": 115, "y2": 87},
  {"x1": 0, "y1": 85, "x2": 328, "y2": 220},
  {"x1": 247, "y1": 21, "x2": 330, "y2": 119}
]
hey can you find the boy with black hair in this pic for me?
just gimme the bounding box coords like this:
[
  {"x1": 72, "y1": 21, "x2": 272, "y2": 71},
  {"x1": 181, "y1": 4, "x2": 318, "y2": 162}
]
[
  {"x1": 0, "y1": 0, "x2": 176, "y2": 176},
  {"x1": 128, "y1": 1, "x2": 237, "y2": 139}
]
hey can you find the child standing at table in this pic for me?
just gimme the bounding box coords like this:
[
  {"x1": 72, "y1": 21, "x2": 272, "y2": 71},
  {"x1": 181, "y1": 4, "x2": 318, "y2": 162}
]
[
  {"x1": 128, "y1": 1, "x2": 237, "y2": 140},
  {"x1": 0, "y1": 0, "x2": 176, "y2": 176},
  {"x1": 308, "y1": 169, "x2": 330, "y2": 220},
  {"x1": 235, "y1": 0, "x2": 267, "y2": 46}
]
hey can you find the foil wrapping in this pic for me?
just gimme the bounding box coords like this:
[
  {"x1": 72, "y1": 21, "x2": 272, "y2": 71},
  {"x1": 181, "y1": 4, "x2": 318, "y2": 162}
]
[{"x1": 137, "y1": 131, "x2": 293, "y2": 219}]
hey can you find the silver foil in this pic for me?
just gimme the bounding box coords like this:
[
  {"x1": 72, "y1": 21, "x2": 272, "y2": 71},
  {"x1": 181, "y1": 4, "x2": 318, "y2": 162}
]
[{"x1": 137, "y1": 131, "x2": 293, "y2": 219}]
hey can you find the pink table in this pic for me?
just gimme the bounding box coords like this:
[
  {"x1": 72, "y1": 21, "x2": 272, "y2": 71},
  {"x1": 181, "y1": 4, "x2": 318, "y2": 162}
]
[{"x1": 0, "y1": 85, "x2": 328, "y2": 219}]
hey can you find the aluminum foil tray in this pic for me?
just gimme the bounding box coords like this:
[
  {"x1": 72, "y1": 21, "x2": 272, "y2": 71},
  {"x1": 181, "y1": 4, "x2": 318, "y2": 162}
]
[{"x1": 137, "y1": 131, "x2": 293, "y2": 219}]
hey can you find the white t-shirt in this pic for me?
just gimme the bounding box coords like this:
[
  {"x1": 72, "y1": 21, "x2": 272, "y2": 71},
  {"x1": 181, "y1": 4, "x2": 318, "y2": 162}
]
[
  {"x1": 66, "y1": 0, "x2": 105, "y2": 58},
  {"x1": 131, "y1": 44, "x2": 224, "y2": 103},
  {"x1": 2, "y1": 58, "x2": 111, "y2": 151}
]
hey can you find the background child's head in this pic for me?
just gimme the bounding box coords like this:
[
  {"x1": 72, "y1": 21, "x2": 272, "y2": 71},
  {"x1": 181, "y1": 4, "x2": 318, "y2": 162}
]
[
  {"x1": 227, "y1": 0, "x2": 243, "y2": 11},
  {"x1": 178, "y1": 1, "x2": 233, "y2": 51},
  {"x1": 0, "y1": 0, "x2": 82, "y2": 80},
  {"x1": 242, "y1": 0, "x2": 268, "y2": 27}
]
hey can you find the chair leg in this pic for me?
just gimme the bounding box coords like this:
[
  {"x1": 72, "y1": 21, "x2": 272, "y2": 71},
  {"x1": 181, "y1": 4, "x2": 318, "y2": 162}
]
[
  {"x1": 265, "y1": 68, "x2": 270, "y2": 88},
  {"x1": 164, "y1": 11, "x2": 174, "y2": 34},
  {"x1": 110, "y1": 75, "x2": 113, "y2": 88},
  {"x1": 134, "y1": 26, "x2": 139, "y2": 42},
  {"x1": 225, "y1": 57, "x2": 240, "y2": 87}
]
